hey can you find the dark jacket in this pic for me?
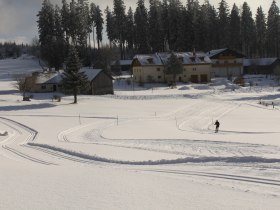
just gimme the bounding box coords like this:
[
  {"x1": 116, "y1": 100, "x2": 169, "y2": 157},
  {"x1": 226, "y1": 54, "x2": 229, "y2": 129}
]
[{"x1": 214, "y1": 121, "x2": 220, "y2": 127}]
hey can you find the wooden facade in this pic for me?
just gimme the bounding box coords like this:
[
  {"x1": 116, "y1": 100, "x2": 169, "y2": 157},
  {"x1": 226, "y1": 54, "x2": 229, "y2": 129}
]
[
  {"x1": 207, "y1": 48, "x2": 245, "y2": 78},
  {"x1": 90, "y1": 71, "x2": 114, "y2": 95}
]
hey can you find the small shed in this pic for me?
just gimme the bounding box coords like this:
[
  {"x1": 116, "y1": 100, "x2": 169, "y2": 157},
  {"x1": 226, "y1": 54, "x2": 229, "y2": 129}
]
[{"x1": 82, "y1": 69, "x2": 114, "y2": 95}]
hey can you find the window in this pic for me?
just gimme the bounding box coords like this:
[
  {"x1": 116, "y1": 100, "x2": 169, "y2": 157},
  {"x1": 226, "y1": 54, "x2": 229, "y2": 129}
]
[
  {"x1": 157, "y1": 68, "x2": 160, "y2": 71},
  {"x1": 158, "y1": 76, "x2": 162, "y2": 79},
  {"x1": 193, "y1": 68, "x2": 197, "y2": 71},
  {"x1": 41, "y1": 85, "x2": 46, "y2": 90}
]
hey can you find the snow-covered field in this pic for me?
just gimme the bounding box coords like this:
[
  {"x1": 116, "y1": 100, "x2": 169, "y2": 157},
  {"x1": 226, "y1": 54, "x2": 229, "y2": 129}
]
[{"x1": 1, "y1": 57, "x2": 280, "y2": 210}]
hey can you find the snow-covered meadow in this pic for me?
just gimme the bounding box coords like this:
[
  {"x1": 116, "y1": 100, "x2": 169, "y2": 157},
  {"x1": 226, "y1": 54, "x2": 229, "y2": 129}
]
[{"x1": 1, "y1": 57, "x2": 280, "y2": 210}]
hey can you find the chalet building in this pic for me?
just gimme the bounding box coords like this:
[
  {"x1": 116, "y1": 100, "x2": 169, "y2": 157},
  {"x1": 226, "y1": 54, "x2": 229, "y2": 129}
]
[
  {"x1": 207, "y1": 48, "x2": 245, "y2": 78},
  {"x1": 28, "y1": 69, "x2": 113, "y2": 95},
  {"x1": 243, "y1": 58, "x2": 280, "y2": 75},
  {"x1": 132, "y1": 52, "x2": 212, "y2": 84}
]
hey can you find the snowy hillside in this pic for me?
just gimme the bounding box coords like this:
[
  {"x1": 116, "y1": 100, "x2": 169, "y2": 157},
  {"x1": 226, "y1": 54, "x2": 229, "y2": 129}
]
[{"x1": 0, "y1": 57, "x2": 280, "y2": 210}]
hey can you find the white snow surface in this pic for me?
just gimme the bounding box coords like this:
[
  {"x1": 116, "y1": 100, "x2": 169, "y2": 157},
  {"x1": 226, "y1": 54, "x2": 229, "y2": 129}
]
[{"x1": 1, "y1": 57, "x2": 280, "y2": 210}]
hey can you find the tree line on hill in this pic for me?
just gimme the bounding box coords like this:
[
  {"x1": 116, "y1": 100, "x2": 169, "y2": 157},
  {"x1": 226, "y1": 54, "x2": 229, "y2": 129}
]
[
  {"x1": 0, "y1": 42, "x2": 38, "y2": 59},
  {"x1": 37, "y1": 0, "x2": 280, "y2": 70}
]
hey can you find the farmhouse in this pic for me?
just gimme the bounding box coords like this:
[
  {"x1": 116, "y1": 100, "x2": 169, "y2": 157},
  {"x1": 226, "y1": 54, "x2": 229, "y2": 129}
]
[
  {"x1": 28, "y1": 71, "x2": 63, "y2": 93},
  {"x1": 28, "y1": 68, "x2": 113, "y2": 95},
  {"x1": 243, "y1": 58, "x2": 280, "y2": 75},
  {"x1": 207, "y1": 48, "x2": 245, "y2": 78},
  {"x1": 132, "y1": 52, "x2": 212, "y2": 83}
]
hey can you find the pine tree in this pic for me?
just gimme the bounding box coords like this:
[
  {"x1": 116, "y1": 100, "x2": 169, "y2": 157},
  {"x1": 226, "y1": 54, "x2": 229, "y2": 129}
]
[
  {"x1": 62, "y1": 46, "x2": 89, "y2": 104},
  {"x1": 149, "y1": 0, "x2": 163, "y2": 52},
  {"x1": 61, "y1": 0, "x2": 70, "y2": 43},
  {"x1": 229, "y1": 4, "x2": 241, "y2": 51},
  {"x1": 134, "y1": 0, "x2": 150, "y2": 53},
  {"x1": 89, "y1": 3, "x2": 97, "y2": 49},
  {"x1": 53, "y1": 5, "x2": 65, "y2": 70},
  {"x1": 125, "y1": 7, "x2": 135, "y2": 52},
  {"x1": 197, "y1": 1, "x2": 209, "y2": 51},
  {"x1": 267, "y1": 0, "x2": 280, "y2": 57},
  {"x1": 217, "y1": 0, "x2": 229, "y2": 48},
  {"x1": 255, "y1": 6, "x2": 266, "y2": 57},
  {"x1": 113, "y1": 0, "x2": 127, "y2": 58},
  {"x1": 37, "y1": 0, "x2": 55, "y2": 69},
  {"x1": 168, "y1": 0, "x2": 183, "y2": 51},
  {"x1": 160, "y1": 0, "x2": 170, "y2": 51},
  {"x1": 94, "y1": 6, "x2": 104, "y2": 49},
  {"x1": 241, "y1": 2, "x2": 256, "y2": 57},
  {"x1": 105, "y1": 6, "x2": 115, "y2": 48},
  {"x1": 165, "y1": 52, "x2": 183, "y2": 86},
  {"x1": 207, "y1": 5, "x2": 219, "y2": 49},
  {"x1": 186, "y1": 0, "x2": 200, "y2": 50}
]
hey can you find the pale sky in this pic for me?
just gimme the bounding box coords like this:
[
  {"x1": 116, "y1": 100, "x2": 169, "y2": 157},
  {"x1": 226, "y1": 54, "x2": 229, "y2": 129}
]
[{"x1": 0, "y1": 0, "x2": 276, "y2": 44}]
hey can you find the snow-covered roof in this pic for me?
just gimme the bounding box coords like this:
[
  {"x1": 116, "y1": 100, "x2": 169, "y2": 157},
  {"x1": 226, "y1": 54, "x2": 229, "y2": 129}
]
[
  {"x1": 243, "y1": 58, "x2": 279, "y2": 67},
  {"x1": 133, "y1": 52, "x2": 211, "y2": 66},
  {"x1": 206, "y1": 48, "x2": 227, "y2": 58},
  {"x1": 133, "y1": 54, "x2": 162, "y2": 65},
  {"x1": 34, "y1": 69, "x2": 105, "y2": 84},
  {"x1": 35, "y1": 71, "x2": 63, "y2": 84},
  {"x1": 81, "y1": 68, "x2": 103, "y2": 81}
]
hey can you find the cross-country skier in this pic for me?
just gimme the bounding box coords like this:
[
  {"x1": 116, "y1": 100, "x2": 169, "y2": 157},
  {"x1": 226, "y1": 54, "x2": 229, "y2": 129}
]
[{"x1": 214, "y1": 120, "x2": 220, "y2": 133}]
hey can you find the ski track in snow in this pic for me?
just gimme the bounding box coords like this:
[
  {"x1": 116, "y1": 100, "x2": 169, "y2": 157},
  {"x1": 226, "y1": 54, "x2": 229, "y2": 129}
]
[{"x1": 1, "y1": 90, "x2": 280, "y2": 195}]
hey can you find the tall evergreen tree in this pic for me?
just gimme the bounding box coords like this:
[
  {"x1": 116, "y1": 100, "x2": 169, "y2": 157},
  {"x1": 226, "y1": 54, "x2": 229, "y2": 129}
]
[
  {"x1": 134, "y1": 0, "x2": 150, "y2": 53},
  {"x1": 89, "y1": 3, "x2": 97, "y2": 49},
  {"x1": 267, "y1": 0, "x2": 280, "y2": 57},
  {"x1": 229, "y1": 3, "x2": 241, "y2": 51},
  {"x1": 241, "y1": 2, "x2": 256, "y2": 57},
  {"x1": 94, "y1": 6, "x2": 104, "y2": 49},
  {"x1": 61, "y1": 0, "x2": 70, "y2": 43},
  {"x1": 149, "y1": 0, "x2": 163, "y2": 52},
  {"x1": 168, "y1": 0, "x2": 183, "y2": 51},
  {"x1": 37, "y1": 0, "x2": 56, "y2": 68},
  {"x1": 62, "y1": 46, "x2": 89, "y2": 104},
  {"x1": 207, "y1": 5, "x2": 219, "y2": 49},
  {"x1": 186, "y1": 0, "x2": 200, "y2": 50},
  {"x1": 160, "y1": 0, "x2": 170, "y2": 51},
  {"x1": 255, "y1": 6, "x2": 266, "y2": 57},
  {"x1": 217, "y1": 0, "x2": 229, "y2": 48},
  {"x1": 105, "y1": 6, "x2": 115, "y2": 47},
  {"x1": 113, "y1": 0, "x2": 127, "y2": 58},
  {"x1": 125, "y1": 7, "x2": 135, "y2": 52},
  {"x1": 165, "y1": 52, "x2": 183, "y2": 86},
  {"x1": 53, "y1": 5, "x2": 65, "y2": 70},
  {"x1": 197, "y1": 1, "x2": 211, "y2": 51}
]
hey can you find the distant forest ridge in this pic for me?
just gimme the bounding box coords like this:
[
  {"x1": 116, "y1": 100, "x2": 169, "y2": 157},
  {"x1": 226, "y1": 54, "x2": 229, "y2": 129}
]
[{"x1": 36, "y1": 0, "x2": 280, "y2": 69}]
